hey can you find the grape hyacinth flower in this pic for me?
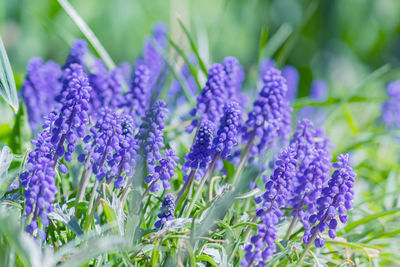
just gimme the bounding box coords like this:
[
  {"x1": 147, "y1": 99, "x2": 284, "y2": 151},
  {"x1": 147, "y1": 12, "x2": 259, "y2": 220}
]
[
  {"x1": 20, "y1": 116, "x2": 58, "y2": 238},
  {"x1": 243, "y1": 67, "x2": 292, "y2": 154},
  {"x1": 52, "y1": 64, "x2": 91, "y2": 166},
  {"x1": 21, "y1": 58, "x2": 62, "y2": 130},
  {"x1": 303, "y1": 154, "x2": 355, "y2": 247},
  {"x1": 223, "y1": 56, "x2": 245, "y2": 101},
  {"x1": 63, "y1": 39, "x2": 88, "y2": 69},
  {"x1": 282, "y1": 65, "x2": 299, "y2": 103},
  {"x1": 187, "y1": 63, "x2": 227, "y2": 133},
  {"x1": 145, "y1": 149, "x2": 179, "y2": 192},
  {"x1": 381, "y1": 80, "x2": 400, "y2": 130},
  {"x1": 135, "y1": 100, "x2": 167, "y2": 182},
  {"x1": 155, "y1": 193, "x2": 175, "y2": 229},
  {"x1": 143, "y1": 22, "x2": 169, "y2": 91},
  {"x1": 213, "y1": 101, "x2": 241, "y2": 159},
  {"x1": 124, "y1": 62, "x2": 151, "y2": 126},
  {"x1": 258, "y1": 58, "x2": 276, "y2": 79},
  {"x1": 243, "y1": 148, "x2": 296, "y2": 266},
  {"x1": 88, "y1": 59, "x2": 125, "y2": 112}
]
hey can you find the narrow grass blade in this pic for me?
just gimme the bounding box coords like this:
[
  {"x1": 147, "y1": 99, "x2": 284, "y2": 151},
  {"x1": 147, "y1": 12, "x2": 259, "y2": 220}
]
[
  {"x1": 342, "y1": 208, "x2": 400, "y2": 233},
  {"x1": 257, "y1": 27, "x2": 269, "y2": 62},
  {"x1": 177, "y1": 19, "x2": 208, "y2": 77},
  {"x1": 0, "y1": 37, "x2": 19, "y2": 113},
  {"x1": 57, "y1": 0, "x2": 116, "y2": 69},
  {"x1": 263, "y1": 24, "x2": 292, "y2": 59}
]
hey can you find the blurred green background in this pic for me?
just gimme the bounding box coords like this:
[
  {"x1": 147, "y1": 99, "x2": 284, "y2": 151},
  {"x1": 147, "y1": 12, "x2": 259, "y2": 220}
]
[{"x1": 2, "y1": 0, "x2": 400, "y2": 98}]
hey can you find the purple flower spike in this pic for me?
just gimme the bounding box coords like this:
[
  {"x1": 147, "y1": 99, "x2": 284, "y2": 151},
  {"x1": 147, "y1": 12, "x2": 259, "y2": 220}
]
[
  {"x1": 282, "y1": 65, "x2": 299, "y2": 102},
  {"x1": 310, "y1": 79, "x2": 328, "y2": 102},
  {"x1": 187, "y1": 63, "x2": 227, "y2": 133},
  {"x1": 136, "y1": 100, "x2": 168, "y2": 179},
  {"x1": 243, "y1": 148, "x2": 297, "y2": 266},
  {"x1": 155, "y1": 193, "x2": 175, "y2": 229},
  {"x1": 213, "y1": 101, "x2": 241, "y2": 159},
  {"x1": 303, "y1": 154, "x2": 356, "y2": 247},
  {"x1": 382, "y1": 80, "x2": 400, "y2": 130},
  {"x1": 21, "y1": 58, "x2": 62, "y2": 130},
  {"x1": 244, "y1": 67, "x2": 292, "y2": 154},
  {"x1": 259, "y1": 58, "x2": 276, "y2": 79},
  {"x1": 223, "y1": 56, "x2": 245, "y2": 100},
  {"x1": 146, "y1": 149, "x2": 179, "y2": 192},
  {"x1": 63, "y1": 39, "x2": 88, "y2": 69},
  {"x1": 124, "y1": 62, "x2": 151, "y2": 126}
]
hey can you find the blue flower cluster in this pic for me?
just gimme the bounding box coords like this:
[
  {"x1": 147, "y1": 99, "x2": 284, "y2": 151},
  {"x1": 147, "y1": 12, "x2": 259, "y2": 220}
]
[
  {"x1": 304, "y1": 154, "x2": 356, "y2": 247},
  {"x1": 155, "y1": 193, "x2": 175, "y2": 229},
  {"x1": 381, "y1": 80, "x2": 400, "y2": 129},
  {"x1": 21, "y1": 58, "x2": 62, "y2": 130},
  {"x1": 282, "y1": 65, "x2": 299, "y2": 103},
  {"x1": 63, "y1": 39, "x2": 88, "y2": 69},
  {"x1": 244, "y1": 67, "x2": 292, "y2": 154},
  {"x1": 187, "y1": 63, "x2": 227, "y2": 133},
  {"x1": 145, "y1": 149, "x2": 178, "y2": 192},
  {"x1": 52, "y1": 63, "x2": 91, "y2": 165},
  {"x1": 213, "y1": 101, "x2": 241, "y2": 159},
  {"x1": 136, "y1": 100, "x2": 168, "y2": 180},
  {"x1": 222, "y1": 56, "x2": 245, "y2": 103},
  {"x1": 243, "y1": 148, "x2": 297, "y2": 265}
]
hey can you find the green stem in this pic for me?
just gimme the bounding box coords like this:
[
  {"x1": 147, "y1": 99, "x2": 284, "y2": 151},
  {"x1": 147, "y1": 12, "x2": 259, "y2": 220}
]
[
  {"x1": 186, "y1": 152, "x2": 221, "y2": 217},
  {"x1": 231, "y1": 132, "x2": 255, "y2": 186},
  {"x1": 284, "y1": 213, "x2": 298, "y2": 241},
  {"x1": 83, "y1": 179, "x2": 99, "y2": 231},
  {"x1": 176, "y1": 169, "x2": 196, "y2": 205},
  {"x1": 297, "y1": 229, "x2": 319, "y2": 266}
]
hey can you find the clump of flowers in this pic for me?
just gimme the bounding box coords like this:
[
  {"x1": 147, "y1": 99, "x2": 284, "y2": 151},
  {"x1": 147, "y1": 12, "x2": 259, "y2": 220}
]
[
  {"x1": 155, "y1": 193, "x2": 175, "y2": 229},
  {"x1": 282, "y1": 65, "x2": 299, "y2": 103}
]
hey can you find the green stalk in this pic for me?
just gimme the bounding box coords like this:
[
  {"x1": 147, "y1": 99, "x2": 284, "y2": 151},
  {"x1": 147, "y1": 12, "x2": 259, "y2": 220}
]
[
  {"x1": 186, "y1": 152, "x2": 221, "y2": 217},
  {"x1": 297, "y1": 229, "x2": 319, "y2": 266},
  {"x1": 284, "y1": 212, "x2": 298, "y2": 241},
  {"x1": 176, "y1": 169, "x2": 196, "y2": 206},
  {"x1": 231, "y1": 132, "x2": 255, "y2": 185}
]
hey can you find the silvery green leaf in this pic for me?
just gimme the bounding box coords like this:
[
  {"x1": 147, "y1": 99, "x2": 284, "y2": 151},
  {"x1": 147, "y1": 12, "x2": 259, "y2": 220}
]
[
  {"x1": 0, "y1": 37, "x2": 19, "y2": 112},
  {"x1": 49, "y1": 203, "x2": 83, "y2": 236},
  {"x1": 157, "y1": 218, "x2": 192, "y2": 235},
  {"x1": 0, "y1": 146, "x2": 13, "y2": 177},
  {"x1": 202, "y1": 247, "x2": 221, "y2": 264}
]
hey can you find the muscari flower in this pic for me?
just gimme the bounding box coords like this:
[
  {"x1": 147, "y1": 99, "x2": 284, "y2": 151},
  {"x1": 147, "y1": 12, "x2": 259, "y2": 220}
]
[
  {"x1": 88, "y1": 59, "x2": 125, "y2": 112},
  {"x1": 243, "y1": 67, "x2": 292, "y2": 154},
  {"x1": 20, "y1": 116, "x2": 58, "y2": 239},
  {"x1": 223, "y1": 56, "x2": 245, "y2": 101},
  {"x1": 143, "y1": 22, "x2": 169, "y2": 91},
  {"x1": 63, "y1": 39, "x2": 88, "y2": 69},
  {"x1": 135, "y1": 100, "x2": 167, "y2": 181},
  {"x1": 304, "y1": 154, "x2": 355, "y2": 247},
  {"x1": 187, "y1": 63, "x2": 227, "y2": 133},
  {"x1": 213, "y1": 101, "x2": 241, "y2": 159},
  {"x1": 282, "y1": 65, "x2": 299, "y2": 103},
  {"x1": 243, "y1": 148, "x2": 297, "y2": 266},
  {"x1": 52, "y1": 63, "x2": 91, "y2": 165},
  {"x1": 259, "y1": 59, "x2": 276, "y2": 79},
  {"x1": 124, "y1": 62, "x2": 151, "y2": 126},
  {"x1": 381, "y1": 80, "x2": 400, "y2": 130},
  {"x1": 21, "y1": 58, "x2": 62, "y2": 130},
  {"x1": 155, "y1": 193, "x2": 175, "y2": 229},
  {"x1": 145, "y1": 149, "x2": 179, "y2": 192}
]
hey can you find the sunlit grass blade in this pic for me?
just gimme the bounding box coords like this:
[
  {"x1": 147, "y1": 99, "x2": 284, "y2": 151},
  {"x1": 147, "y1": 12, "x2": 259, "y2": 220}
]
[
  {"x1": 57, "y1": 0, "x2": 116, "y2": 69},
  {"x1": 177, "y1": 19, "x2": 208, "y2": 77},
  {"x1": 263, "y1": 24, "x2": 292, "y2": 59},
  {"x1": 257, "y1": 27, "x2": 269, "y2": 62},
  {"x1": 0, "y1": 37, "x2": 19, "y2": 113}
]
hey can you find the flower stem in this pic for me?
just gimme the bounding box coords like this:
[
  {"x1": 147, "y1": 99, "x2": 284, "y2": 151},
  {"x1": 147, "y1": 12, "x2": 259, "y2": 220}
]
[
  {"x1": 231, "y1": 131, "x2": 255, "y2": 186},
  {"x1": 176, "y1": 169, "x2": 196, "y2": 206},
  {"x1": 284, "y1": 212, "x2": 298, "y2": 241},
  {"x1": 83, "y1": 179, "x2": 99, "y2": 231},
  {"x1": 186, "y1": 152, "x2": 221, "y2": 217},
  {"x1": 297, "y1": 229, "x2": 319, "y2": 266}
]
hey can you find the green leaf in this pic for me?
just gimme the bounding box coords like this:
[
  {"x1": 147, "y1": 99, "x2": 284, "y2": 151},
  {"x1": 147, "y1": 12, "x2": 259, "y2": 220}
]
[
  {"x1": 342, "y1": 208, "x2": 400, "y2": 233},
  {"x1": 0, "y1": 36, "x2": 19, "y2": 112},
  {"x1": 57, "y1": 0, "x2": 116, "y2": 69},
  {"x1": 0, "y1": 145, "x2": 12, "y2": 178},
  {"x1": 8, "y1": 103, "x2": 31, "y2": 155},
  {"x1": 177, "y1": 19, "x2": 208, "y2": 78},
  {"x1": 263, "y1": 24, "x2": 292, "y2": 59},
  {"x1": 49, "y1": 203, "x2": 84, "y2": 236},
  {"x1": 196, "y1": 254, "x2": 218, "y2": 266},
  {"x1": 257, "y1": 27, "x2": 269, "y2": 61}
]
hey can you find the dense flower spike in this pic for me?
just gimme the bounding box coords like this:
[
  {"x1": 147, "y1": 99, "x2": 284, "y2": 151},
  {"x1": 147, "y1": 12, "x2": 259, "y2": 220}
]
[
  {"x1": 63, "y1": 39, "x2": 88, "y2": 69},
  {"x1": 88, "y1": 59, "x2": 125, "y2": 112},
  {"x1": 145, "y1": 149, "x2": 178, "y2": 192},
  {"x1": 213, "y1": 101, "x2": 241, "y2": 159},
  {"x1": 21, "y1": 58, "x2": 62, "y2": 130},
  {"x1": 124, "y1": 62, "x2": 151, "y2": 125},
  {"x1": 52, "y1": 64, "x2": 91, "y2": 165},
  {"x1": 303, "y1": 154, "x2": 355, "y2": 247},
  {"x1": 20, "y1": 115, "x2": 58, "y2": 238},
  {"x1": 381, "y1": 80, "x2": 400, "y2": 129},
  {"x1": 282, "y1": 65, "x2": 299, "y2": 102},
  {"x1": 135, "y1": 100, "x2": 167, "y2": 179},
  {"x1": 243, "y1": 148, "x2": 297, "y2": 266},
  {"x1": 184, "y1": 120, "x2": 215, "y2": 171},
  {"x1": 155, "y1": 193, "x2": 175, "y2": 229},
  {"x1": 223, "y1": 56, "x2": 245, "y2": 100},
  {"x1": 143, "y1": 22, "x2": 169, "y2": 91},
  {"x1": 187, "y1": 63, "x2": 227, "y2": 133},
  {"x1": 259, "y1": 58, "x2": 276, "y2": 79},
  {"x1": 244, "y1": 67, "x2": 292, "y2": 154}
]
